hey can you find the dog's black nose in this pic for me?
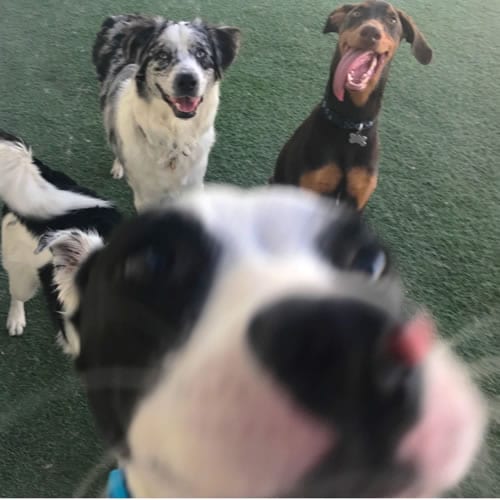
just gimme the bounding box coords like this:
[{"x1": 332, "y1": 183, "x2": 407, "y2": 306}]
[
  {"x1": 248, "y1": 297, "x2": 421, "y2": 428},
  {"x1": 175, "y1": 73, "x2": 198, "y2": 95},
  {"x1": 360, "y1": 25, "x2": 382, "y2": 42}
]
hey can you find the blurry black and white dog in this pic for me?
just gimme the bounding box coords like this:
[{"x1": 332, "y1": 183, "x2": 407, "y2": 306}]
[
  {"x1": 0, "y1": 130, "x2": 121, "y2": 349},
  {"x1": 92, "y1": 15, "x2": 240, "y2": 211},
  {"x1": 28, "y1": 183, "x2": 485, "y2": 496}
]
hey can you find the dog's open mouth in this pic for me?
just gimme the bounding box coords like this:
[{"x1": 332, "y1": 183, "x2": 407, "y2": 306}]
[
  {"x1": 170, "y1": 96, "x2": 203, "y2": 114},
  {"x1": 334, "y1": 49, "x2": 388, "y2": 102},
  {"x1": 156, "y1": 84, "x2": 203, "y2": 119}
]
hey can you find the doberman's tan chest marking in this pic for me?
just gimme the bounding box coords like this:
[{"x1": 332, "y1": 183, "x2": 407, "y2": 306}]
[{"x1": 299, "y1": 163, "x2": 377, "y2": 210}]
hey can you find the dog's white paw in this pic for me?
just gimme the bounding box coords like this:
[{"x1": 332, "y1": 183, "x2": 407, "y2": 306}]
[
  {"x1": 111, "y1": 160, "x2": 124, "y2": 180},
  {"x1": 7, "y1": 301, "x2": 26, "y2": 336}
]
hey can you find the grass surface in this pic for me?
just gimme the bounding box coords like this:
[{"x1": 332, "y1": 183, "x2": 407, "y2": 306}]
[{"x1": 0, "y1": 0, "x2": 499, "y2": 496}]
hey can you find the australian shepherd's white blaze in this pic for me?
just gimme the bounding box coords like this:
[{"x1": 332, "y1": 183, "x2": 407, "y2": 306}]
[{"x1": 92, "y1": 15, "x2": 240, "y2": 211}]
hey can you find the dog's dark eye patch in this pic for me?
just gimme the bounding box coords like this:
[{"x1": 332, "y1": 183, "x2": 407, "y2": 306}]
[
  {"x1": 345, "y1": 7, "x2": 368, "y2": 27},
  {"x1": 189, "y1": 32, "x2": 215, "y2": 71},
  {"x1": 105, "y1": 211, "x2": 221, "y2": 325},
  {"x1": 194, "y1": 47, "x2": 208, "y2": 59},
  {"x1": 383, "y1": 10, "x2": 401, "y2": 36},
  {"x1": 151, "y1": 47, "x2": 176, "y2": 70},
  {"x1": 317, "y1": 213, "x2": 390, "y2": 279},
  {"x1": 124, "y1": 246, "x2": 168, "y2": 281},
  {"x1": 74, "y1": 210, "x2": 221, "y2": 451},
  {"x1": 344, "y1": 2, "x2": 401, "y2": 36},
  {"x1": 387, "y1": 13, "x2": 398, "y2": 24},
  {"x1": 155, "y1": 49, "x2": 172, "y2": 63},
  {"x1": 191, "y1": 44, "x2": 210, "y2": 64}
]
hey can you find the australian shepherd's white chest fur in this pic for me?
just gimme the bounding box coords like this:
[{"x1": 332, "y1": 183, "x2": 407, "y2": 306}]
[
  {"x1": 93, "y1": 15, "x2": 240, "y2": 211},
  {"x1": 113, "y1": 78, "x2": 219, "y2": 207}
]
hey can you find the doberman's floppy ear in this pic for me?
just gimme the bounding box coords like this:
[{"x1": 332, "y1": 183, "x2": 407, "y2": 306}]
[
  {"x1": 397, "y1": 9, "x2": 433, "y2": 65},
  {"x1": 208, "y1": 25, "x2": 241, "y2": 79},
  {"x1": 323, "y1": 4, "x2": 356, "y2": 34}
]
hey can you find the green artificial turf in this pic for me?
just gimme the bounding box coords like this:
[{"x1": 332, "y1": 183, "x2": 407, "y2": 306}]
[{"x1": 0, "y1": 0, "x2": 499, "y2": 496}]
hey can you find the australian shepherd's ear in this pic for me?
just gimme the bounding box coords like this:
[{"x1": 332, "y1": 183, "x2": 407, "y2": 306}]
[
  {"x1": 93, "y1": 14, "x2": 160, "y2": 82},
  {"x1": 208, "y1": 25, "x2": 241, "y2": 78}
]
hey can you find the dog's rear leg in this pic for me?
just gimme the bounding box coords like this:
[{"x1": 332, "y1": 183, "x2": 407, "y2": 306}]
[
  {"x1": 111, "y1": 158, "x2": 124, "y2": 180},
  {"x1": 2, "y1": 213, "x2": 51, "y2": 336}
]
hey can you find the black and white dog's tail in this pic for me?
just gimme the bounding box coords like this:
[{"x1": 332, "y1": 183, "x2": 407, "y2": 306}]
[{"x1": 0, "y1": 130, "x2": 110, "y2": 219}]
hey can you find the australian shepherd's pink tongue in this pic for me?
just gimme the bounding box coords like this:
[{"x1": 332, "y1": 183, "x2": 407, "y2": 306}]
[
  {"x1": 333, "y1": 48, "x2": 378, "y2": 102},
  {"x1": 172, "y1": 96, "x2": 202, "y2": 113}
]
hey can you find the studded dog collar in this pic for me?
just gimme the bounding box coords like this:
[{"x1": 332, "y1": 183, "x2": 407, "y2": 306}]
[
  {"x1": 320, "y1": 99, "x2": 375, "y2": 131},
  {"x1": 320, "y1": 99, "x2": 375, "y2": 147}
]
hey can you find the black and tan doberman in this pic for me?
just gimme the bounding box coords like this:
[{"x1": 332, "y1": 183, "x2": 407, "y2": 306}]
[{"x1": 270, "y1": 1, "x2": 432, "y2": 211}]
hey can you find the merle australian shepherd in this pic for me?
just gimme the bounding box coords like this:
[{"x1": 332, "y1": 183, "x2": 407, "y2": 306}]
[
  {"x1": 92, "y1": 15, "x2": 240, "y2": 211},
  {"x1": 1, "y1": 129, "x2": 486, "y2": 496}
]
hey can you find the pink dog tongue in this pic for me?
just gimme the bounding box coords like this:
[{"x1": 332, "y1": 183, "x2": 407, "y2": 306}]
[
  {"x1": 333, "y1": 48, "x2": 374, "y2": 102},
  {"x1": 172, "y1": 96, "x2": 201, "y2": 113},
  {"x1": 391, "y1": 314, "x2": 435, "y2": 366}
]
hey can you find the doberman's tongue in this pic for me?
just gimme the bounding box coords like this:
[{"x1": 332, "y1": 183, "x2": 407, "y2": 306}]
[{"x1": 333, "y1": 48, "x2": 377, "y2": 102}]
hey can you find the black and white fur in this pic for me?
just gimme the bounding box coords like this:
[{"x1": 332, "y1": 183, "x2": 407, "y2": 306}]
[
  {"x1": 0, "y1": 131, "x2": 121, "y2": 349},
  {"x1": 92, "y1": 15, "x2": 240, "y2": 211},
  {"x1": 43, "y1": 185, "x2": 486, "y2": 497}
]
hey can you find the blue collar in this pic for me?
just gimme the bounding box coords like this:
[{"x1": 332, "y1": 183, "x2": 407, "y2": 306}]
[
  {"x1": 107, "y1": 468, "x2": 131, "y2": 498},
  {"x1": 321, "y1": 99, "x2": 375, "y2": 131}
]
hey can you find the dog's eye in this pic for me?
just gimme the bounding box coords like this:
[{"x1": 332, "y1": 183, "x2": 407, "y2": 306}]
[
  {"x1": 195, "y1": 48, "x2": 207, "y2": 60},
  {"x1": 352, "y1": 10, "x2": 361, "y2": 18},
  {"x1": 156, "y1": 51, "x2": 171, "y2": 63},
  {"x1": 350, "y1": 246, "x2": 388, "y2": 280},
  {"x1": 124, "y1": 246, "x2": 170, "y2": 284},
  {"x1": 317, "y1": 216, "x2": 390, "y2": 280},
  {"x1": 119, "y1": 213, "x2": 220, "y2": 298},
  {"x1": 389, "y1": 15, "x2": 398, "y2": 24}
]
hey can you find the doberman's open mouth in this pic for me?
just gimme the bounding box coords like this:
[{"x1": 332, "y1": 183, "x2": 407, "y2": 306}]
[
  {"x1": 333, "y1": 49, "x2": 388, "y2": 102},
  {"x1": 156, "y1": 84, "x2": 203, "y2": 119}
]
